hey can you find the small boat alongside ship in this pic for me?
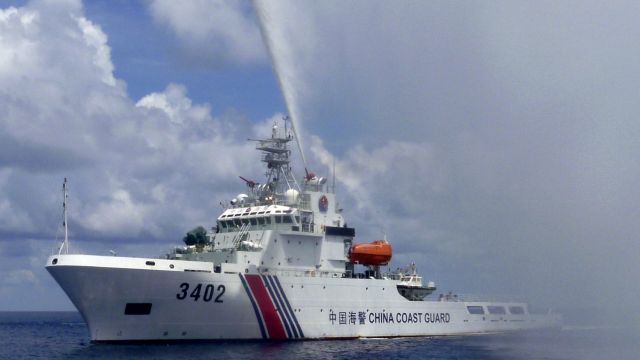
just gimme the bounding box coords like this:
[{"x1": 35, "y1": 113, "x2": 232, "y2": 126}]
[{"x1": 46, "y1": 117, "x2": 561, "y2": 341}]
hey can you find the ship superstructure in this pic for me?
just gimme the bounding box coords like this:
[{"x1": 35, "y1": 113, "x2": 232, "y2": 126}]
[
  {"x1": 170, "y1": 118, "x2": 353, "y2": 280},
  {"x1": 46, "y1": 117, "x2": 561, "y2": 342}
]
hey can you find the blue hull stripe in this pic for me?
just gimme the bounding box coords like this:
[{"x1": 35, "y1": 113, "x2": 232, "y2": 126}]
[
  {"x1": 273, "y1": 275, "x2": 304, "y2": 337},
  {"x1": 265, "y1": 275, "x2": 298, "y2": 338},
  {"x1": 263, "y1": 275, "x2": 294, "y2": 338}
]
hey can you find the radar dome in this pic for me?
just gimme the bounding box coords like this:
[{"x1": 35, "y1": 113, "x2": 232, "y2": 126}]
[
  {"x1": 284, "y1": 189, "x2": 299, "y2": 205},
  {"x1": 236, "y1": 193, "x2": 248, "y2": 205}
]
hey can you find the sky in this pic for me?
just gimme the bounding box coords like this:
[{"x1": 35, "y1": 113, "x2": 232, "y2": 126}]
[{"x1": 0, "y1": 0, "x2": 638, "y2": 325}]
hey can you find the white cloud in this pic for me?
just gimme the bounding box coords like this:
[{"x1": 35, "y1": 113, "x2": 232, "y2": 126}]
[
  {"x1": 0, "y1": 1, "x2": 266, "y2": 311},
  {"x1": 146, "y1": 0, "x2": 266, "y2": 65},
  {"x1": 0, "y1": 0, "x2": 260, "y2": 244},
  {"x1": 82, "y1": 189, "x2": 149, "y2": 235},
  {"x1": 76, "y1": 16, "x2": 116, "y2": 86},
  {"x1": 136, "y1": 83, "x2": 211, "y2": 125},
  {"x1": 0, "y1": 7, "x2": 39, "y2": 76}
]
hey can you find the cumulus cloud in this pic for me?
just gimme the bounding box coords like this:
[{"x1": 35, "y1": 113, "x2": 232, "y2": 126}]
[
  {"x1": 0, "y1": 0, "x2": 259, "y2": 244},
  {"x1": 0, "y1": 0, "x2": 277, "y2": 309},
  {"x1": 76, "y1": 16, "x2": 116, "y2": 86},
  {"x1": 146, "y1": 0, "x2": 266, "y2": 66}
]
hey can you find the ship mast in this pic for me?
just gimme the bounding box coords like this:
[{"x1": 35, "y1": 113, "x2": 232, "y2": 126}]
[
  {"x1": 59, "y1": 178, "x2": 69, "y2": 255},
  {"x1": 252, "y1": 117, "x2": 301, "y2": 199}
]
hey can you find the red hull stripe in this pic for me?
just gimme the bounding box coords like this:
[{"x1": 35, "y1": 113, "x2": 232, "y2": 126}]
[
  {"x1": 239, "y1": 274, "x2": 266, "y2": 339},
  {"x1": 264, "y1": 275, "x2": 296, "y2": 338},
  {"x1": 245, "y1": 274, "x2": 287, "y2": 339},
  {"x1": 263, "y1": 275, "x2": 294, "y2": 338}
]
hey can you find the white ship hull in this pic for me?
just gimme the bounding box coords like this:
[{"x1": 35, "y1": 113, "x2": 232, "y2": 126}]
[{"x1": 47, "y1": 254, "x2": 561, "y2": 342}]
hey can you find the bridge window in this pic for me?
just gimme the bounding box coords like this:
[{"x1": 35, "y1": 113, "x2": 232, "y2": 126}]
[
  {"x1": 508, "y1": 306, "x2": 525, "y2": 315},
  {"x1": 258, "y1": 217, "x2": 265, "y2": 225},
  {"x1": 467, "y1": 306, "x2": 484, "y2": 314},
  {"x1": 250, "y1": 218, "x2": 257, "y2": 226},
  {"x1": 283, "y1": 216, "x2": 292, "y2": 224},
  {"x1": 265, "y1": 217, "x2": 271, "y2": 224},
  {"x1": 487, "y1": 306, "x2": 506, "y2": 315},
  {"x1": 275, "y1": 216, "x2": 282, "y2": 224}
]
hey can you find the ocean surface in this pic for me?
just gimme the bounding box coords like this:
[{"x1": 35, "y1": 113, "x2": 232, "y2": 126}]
[{"x1": 0, "y1": 312, "x2": 637, "y2": 360}]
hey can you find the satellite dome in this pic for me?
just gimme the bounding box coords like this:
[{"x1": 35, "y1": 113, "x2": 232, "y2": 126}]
[
  {"x1": 284, "y1": 189, "x2": 299, "y2": 205},
  {"x1": 237, "y1": 193, "x2": 248, "y2": 205}
]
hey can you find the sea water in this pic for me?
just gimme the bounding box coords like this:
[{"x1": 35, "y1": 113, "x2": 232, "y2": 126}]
[{"x1": 0, "y1": 312, "x2": 637, "y2": 359}]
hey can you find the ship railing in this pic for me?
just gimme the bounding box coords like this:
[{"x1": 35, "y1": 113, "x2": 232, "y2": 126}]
[
  {"x1": 255, "y1": 230, "x2": 266, "y2": 247},
  {"x1": 263, "y1": 268, "x2": 343, "y2": 278},
  {"x1": 426, "y1": 293, "x2": 527, "y2": 303},
  {"x1": 231, "y1": 223, "x2": 250, "y2": 247},
  {"x1": 50, "y1": 245, "x2": 82, "y2": 255},
  {"x1": 299, "y1": 195, "x2": 311, "y2": 210},
  {"x1": 261, "y1": 153, "x2": 289, "y2": 164},
  {"x1": 299, "y1": 202, "x2": 312, "y2": 212},
  {"x1": 268, "y1": 193, "x2": 311, "y2": 208},
  {"x1": 302, "y1": 183, "x2": 324, "y2": 192}
]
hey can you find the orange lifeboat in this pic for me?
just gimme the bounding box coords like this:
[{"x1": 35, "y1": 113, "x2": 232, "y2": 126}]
[{"x1": 349, "y1": 240, "x2": 392, "y2": 265}]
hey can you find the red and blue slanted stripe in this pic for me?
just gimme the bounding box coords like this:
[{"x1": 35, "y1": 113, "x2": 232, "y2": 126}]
[{"x1": 239, "y1": 274, "x2": 304, "y2": 339}]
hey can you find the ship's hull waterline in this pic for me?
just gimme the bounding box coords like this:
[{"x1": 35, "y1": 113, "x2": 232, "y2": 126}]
[{"x1": 47, "y1": 254, "x2": 561, "y2": 342}]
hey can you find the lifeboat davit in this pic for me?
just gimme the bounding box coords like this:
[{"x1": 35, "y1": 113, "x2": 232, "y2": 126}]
[{"x1": 349, "y1": 240, "x2": 392, "y2": 265}]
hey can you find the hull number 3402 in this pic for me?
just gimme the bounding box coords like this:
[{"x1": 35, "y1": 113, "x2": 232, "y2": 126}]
[{"x1": 176, "y1": 282, "x2": 225, "y2": 303}]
